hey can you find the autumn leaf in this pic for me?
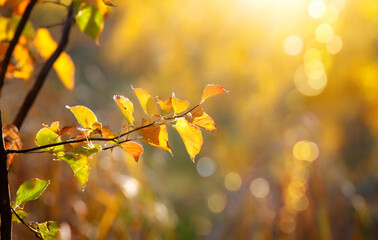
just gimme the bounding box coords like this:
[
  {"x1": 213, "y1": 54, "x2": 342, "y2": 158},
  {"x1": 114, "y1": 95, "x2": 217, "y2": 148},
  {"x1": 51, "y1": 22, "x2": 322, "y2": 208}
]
[
  {"x1": 120, "y1": 141, "x2": 144, "y2": 162},
  {"x1": 102, "y1": 126, "x2": 116, "y2": 138},
  {"x1": 133, "y1": 87, "x2": 159, "y2": 116},
  {"x1": 34, "y1": 28, "x2": 75, "y2": 90},
  {"x1": 157, "y1": 97, "x2": 173, "y2": 113},
  {"x1": 58, "y1": 125, "x2": 76, "y2": 136},
  {"x1": 140, "y1": 120, "x2": 172, "y2": 154},
  {"x1": 114, "y1": 95, "x2": 134, "y2": 124},
  {"x1": 174, "y1": 119, "x2": 203, "y2": 161},
  {"x1": 60, "y1": 154, "x2": 91, "y2": 188},
  {"x1": 186, "y1": 108, "x2": 216, "y2": 133},
  {"x1": 33, "y1": 221, "x2": 60, "y2": 240},
  {"x1": 8, "y1": 36, "x2": 33, "y2": 81},
  {"x1": 201, "y1": 84, "x2": 228, "y2": 103},
  {"x1": 172, "y1": 93, "x2": 189, "y2": 114},
  {"x1": 35, "y1": 127, "x2": 65, "y2": 153},
  {"x1": 3, "y1": 124, "x2": 22, "y2": 165},
  {"x1": 75, "y1": 4, "x2": 104, "y2": 42},
  {"x1": 15, "y1": 178, "x2": 50, "y2": 206},
  {"x1": 66, "y1": 105, "x2": 98, "y2": 129}
]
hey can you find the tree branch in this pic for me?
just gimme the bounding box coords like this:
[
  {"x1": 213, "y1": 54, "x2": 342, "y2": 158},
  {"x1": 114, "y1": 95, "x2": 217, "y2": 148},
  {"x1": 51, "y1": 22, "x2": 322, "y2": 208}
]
[
  {"x1": 13, "y1": 3, "x2": 74, "y2": 130},
  {"x1": 0, "y1": 0, "x2": 38, "y2": 94},
  {"x1": 0, "y1": 111, "x2": 12, "y2": 240}
]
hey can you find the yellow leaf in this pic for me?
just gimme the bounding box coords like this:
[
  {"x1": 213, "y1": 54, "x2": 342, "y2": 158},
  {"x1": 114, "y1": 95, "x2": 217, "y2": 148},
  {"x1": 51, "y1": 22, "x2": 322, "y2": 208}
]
[
  {"x1": 140, "y1": 120, "x2": 172, "y2": 154},
  {"x1": 133, "y1": 87, "x2": 159, "y2": 116},
  {"x1": 34, "y1": 28, "x2": 75, "y2": 90},
  {"x1": 120, "y1": 141, "x2": 144, "y2": 162},
  {"x1": 10, "y1": 41, "x2": 33, "y2": 81},
  {"x1": 186, "y1": 108, "x2": 216, "y2": 133},
  {"x1": 113, "y1": 95, "x2": 134, "y2": 124},
  {"x1": 174, "y1": 119, "x2": 203, "y2": 161},
  {"x1": 3, "y1": 36, "x2": 33, "y2": 81},
  {"x1": 67, "y1": 105, "x2": 98, "y2": 129},
  {"x1": 157, "y1": 97, "x2": 173, "y2": 113},
  {"x1": 201, "y1": 84, "x2": 228, "y2": 102},
  {"x1": 172, "y1": 93, "x2": 189, "y2": 114}
]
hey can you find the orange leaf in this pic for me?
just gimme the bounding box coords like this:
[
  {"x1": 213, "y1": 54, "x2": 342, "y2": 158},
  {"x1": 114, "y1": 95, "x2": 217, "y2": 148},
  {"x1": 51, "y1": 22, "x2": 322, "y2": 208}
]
[
  {"x1": 34, "y1": 28, "x2": 75, "y2": 90},
  {"x1": 201, "y1": 84, "x2": 228, "y2": 102},
  {"x1": 157, "y1": 97, "x2": 173, "y2": 113},
  {"x1": 102, "y1": 126, "x2": 116, "y2": 138},
  {"x1": 186, "y1": 108, "x2": 216, "y2": 133},
  {"x1": 140, "y1": 120, "x2": 172, "y2": 154},
  {"x1": 0, "y1": 0, "x2": 6, "y2": 6},
  {"x1": 133, "y1": 87, "x2": 159, "y2": 116},
  {"x1": 58, "y1": 125, "x2": 76, "y2": 136},
  {"x1": 174, "y1": 119, "x2": 203, "y2": 161},
  {"x1": 172, "y1": 93, "x2": 189, "y2": 114},
  {"x1": 3, "y1": 124, "x2": 22, "y2": 166},
  {"x1": 114, "y1": 95, "x2": 134, "y2": 124},
  {"x1": 120, "y1": 141, "x2": 144, "y2": 162}
]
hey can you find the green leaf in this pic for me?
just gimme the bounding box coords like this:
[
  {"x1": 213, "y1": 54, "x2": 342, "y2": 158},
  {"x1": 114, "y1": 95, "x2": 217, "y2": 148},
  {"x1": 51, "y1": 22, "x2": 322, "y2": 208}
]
[
  {"x1": 74, "y1": 144, "x2": 101, "y2": 156},
  {"x1": 33, "y1": 221, "x2": 60, "y2": 240},
  {"x1": 75, "y1": 4, "x2": 104, "y2": 42},
  {"x1": 15, "y1": 178, "x2": 50, "y2": 206},
  {"x1": 61, "y1": 154, "x2": 90, "y2": 188},
  {"x1": 35, "y1": 128, "x2": 65, "y2": 153}
]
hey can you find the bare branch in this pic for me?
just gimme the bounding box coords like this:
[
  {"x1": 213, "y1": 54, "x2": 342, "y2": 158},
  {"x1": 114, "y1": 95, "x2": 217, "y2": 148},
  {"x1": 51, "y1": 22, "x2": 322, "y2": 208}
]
[{"x1": 13, "y1": 3, "x2": 75, "y2": 130}]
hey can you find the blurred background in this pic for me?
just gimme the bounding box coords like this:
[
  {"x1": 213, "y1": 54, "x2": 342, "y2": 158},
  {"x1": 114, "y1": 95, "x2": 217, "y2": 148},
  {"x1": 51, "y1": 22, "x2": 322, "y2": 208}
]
[{"x1": 3, "y1": 0, "x2": 378, "y2": 239}]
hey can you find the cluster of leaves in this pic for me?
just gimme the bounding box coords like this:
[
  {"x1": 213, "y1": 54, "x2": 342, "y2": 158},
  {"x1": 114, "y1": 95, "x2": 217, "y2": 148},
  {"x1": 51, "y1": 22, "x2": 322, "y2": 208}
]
[
  {"x1": 0, "y1": 0, "x2": 115, "y2": 88},
  {"x1": 5, "y1": 84, "x2": 227, "y2": 239}
]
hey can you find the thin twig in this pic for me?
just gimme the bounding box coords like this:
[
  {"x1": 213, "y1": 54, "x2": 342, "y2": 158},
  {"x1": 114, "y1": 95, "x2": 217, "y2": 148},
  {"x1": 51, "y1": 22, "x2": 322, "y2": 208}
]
[
  {"x1": 7, "y1": 102, "x2": 200, "y2": 155},
  {"x1": 164, "y1": 104, "x2": 200, "y2": 120},
  {"x1": 40, "y1": 20, "x2": 66, "y2": 29},
  {"x1": 102, "y1": 139, "x2": 133, "y2": 151},
  {"x1": 6, "y1": 122, "x2": 158, "y2": 154},
  {"x1": 42, "y1": 0, "x2": 68, "y2": 7},
  {"x1": 0, "y1": 0, "x2": 38, "y2": 94},
  {"x1": 11, "y1": 207, "x2": 42, "y2": 239},
  {"x1": 13, "y1": 3, "x2": 74, "y2": 130}
]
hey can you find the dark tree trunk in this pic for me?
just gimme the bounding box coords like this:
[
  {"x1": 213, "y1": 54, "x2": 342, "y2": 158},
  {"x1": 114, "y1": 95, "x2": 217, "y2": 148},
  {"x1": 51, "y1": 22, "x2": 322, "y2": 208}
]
[{"x1": 0, "y1": 111, "x2": 11, "y2": 239}]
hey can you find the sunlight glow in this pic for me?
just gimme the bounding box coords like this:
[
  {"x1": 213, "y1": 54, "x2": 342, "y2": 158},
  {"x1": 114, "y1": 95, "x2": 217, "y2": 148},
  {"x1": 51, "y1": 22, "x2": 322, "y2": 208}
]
[
  {"x1": 194, "y1": 216, "x2": 212, "y2": 236},
  {"x1": 197, "y1": 157, "x2": 216, "y2": 177},
  {"x1": 250, "y1": 178, "x2": 270, "y2": 198},
  {"x1": 315, "y1": 24, "x2": 334, "y2": 43},
  {"x1": 308, "y1": 0, "x2": 327, "y2": 19},
  {"x1": 208, "y1": 193, "x2": 227, "y2": 213},
  {"x1": 293, "y1": 141, "x2": 319, "y2": 162},
  {"x1": 284, "y1": 35, "x2": 303, "y2": 56},
  {"x1": 224, "y1": 172, "x2": 242, "y2": 191},
  {"x1": 326, "y1": 35, "x2": 343, "y2": 54}
]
